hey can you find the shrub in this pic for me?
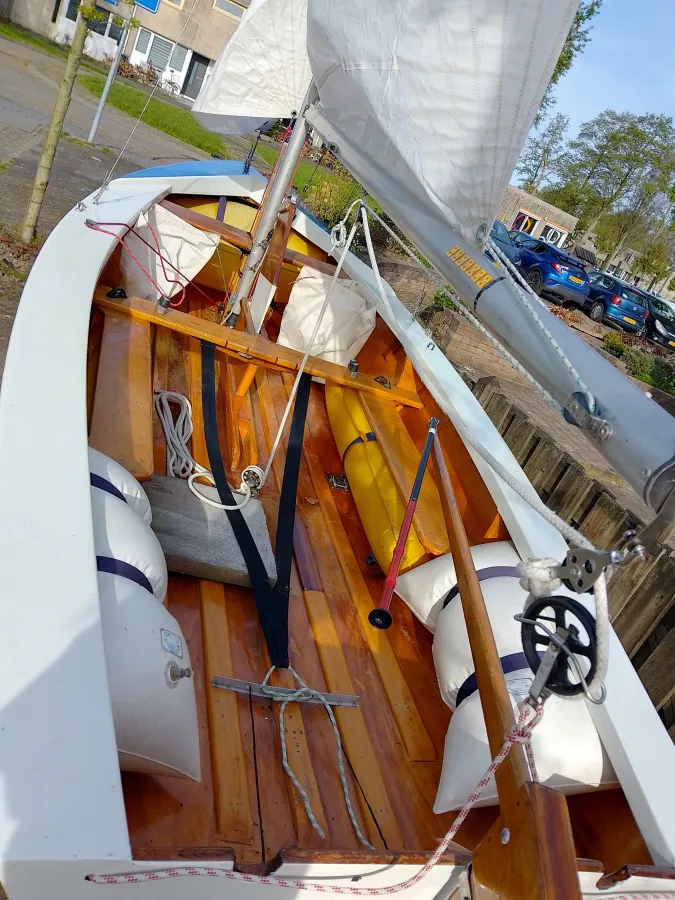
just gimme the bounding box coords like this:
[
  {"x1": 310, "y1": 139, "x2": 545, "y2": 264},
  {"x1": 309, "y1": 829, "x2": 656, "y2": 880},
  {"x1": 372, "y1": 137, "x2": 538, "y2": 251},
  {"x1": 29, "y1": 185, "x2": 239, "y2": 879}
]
[
  {"x1": 603, "y1": 331, "x2": 625, "y2": 358},
  {"x1": 303, "y1": 174, "x2": 361, "y2": 229},
  {"x1": 651, "y1": 357, "x2": 675, "y2": 393},
  {"x1": 623, "y1": 348, "x2": 652, "y2": 381}
]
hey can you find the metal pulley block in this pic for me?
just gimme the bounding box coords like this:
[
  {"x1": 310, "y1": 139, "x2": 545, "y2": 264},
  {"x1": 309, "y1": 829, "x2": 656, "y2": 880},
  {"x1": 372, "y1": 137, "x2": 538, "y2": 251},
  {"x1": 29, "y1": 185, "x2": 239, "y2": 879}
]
[{"x1": 517, "y1": 595, "x2": 599, "y2": 703}]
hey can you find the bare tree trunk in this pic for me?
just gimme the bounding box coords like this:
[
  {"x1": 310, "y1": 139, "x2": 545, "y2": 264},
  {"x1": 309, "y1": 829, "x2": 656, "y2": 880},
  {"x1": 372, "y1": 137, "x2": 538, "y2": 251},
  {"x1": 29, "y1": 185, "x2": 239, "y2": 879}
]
[{"x1": 20, "y1": 0, "x2": 95, "y2": 244}]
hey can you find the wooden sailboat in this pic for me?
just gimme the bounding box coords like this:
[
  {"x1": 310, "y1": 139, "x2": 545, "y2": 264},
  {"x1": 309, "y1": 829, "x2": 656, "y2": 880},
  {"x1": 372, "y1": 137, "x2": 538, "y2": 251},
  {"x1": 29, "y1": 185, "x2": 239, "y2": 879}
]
[{"x1": 0, "y1": 155, "x2": 674, "y2": 899}]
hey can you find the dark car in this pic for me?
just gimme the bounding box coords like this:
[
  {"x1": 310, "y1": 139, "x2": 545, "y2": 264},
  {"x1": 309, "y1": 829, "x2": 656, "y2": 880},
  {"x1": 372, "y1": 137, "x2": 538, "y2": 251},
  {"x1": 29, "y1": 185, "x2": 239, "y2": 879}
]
[
  {"x1": 640, "y1": 292, "x2": 675, "y2": 350},
  {"x1": 585, "y1": 273, "x2": 649, "y2": 333},
  {"x1": 486, "y1": 220, "x2": 520, "y2": 267},
  {"x1": 509, "y1": 232, "x2": 590, "y2": 305}
]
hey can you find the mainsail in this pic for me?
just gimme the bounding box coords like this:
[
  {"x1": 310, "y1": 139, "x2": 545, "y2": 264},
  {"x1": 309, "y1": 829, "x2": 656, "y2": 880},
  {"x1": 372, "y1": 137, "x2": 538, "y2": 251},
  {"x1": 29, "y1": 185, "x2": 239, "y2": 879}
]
[
  {"x1": 306, "y1": 0, "x2": 578, "y2": 246},
  {"x1": 192, "y1": 0, "x2": 311, "y2": 135},
  {"x1": 194, "y1": 0, "x2": 675, "y2": 511}
]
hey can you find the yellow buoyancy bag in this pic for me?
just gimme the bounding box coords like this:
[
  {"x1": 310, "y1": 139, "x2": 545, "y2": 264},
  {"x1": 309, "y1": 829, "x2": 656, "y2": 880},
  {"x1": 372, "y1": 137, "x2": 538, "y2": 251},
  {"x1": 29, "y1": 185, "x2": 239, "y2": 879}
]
[{"x1": 325, "y1": 386, "x2": 426, "y2": 573}]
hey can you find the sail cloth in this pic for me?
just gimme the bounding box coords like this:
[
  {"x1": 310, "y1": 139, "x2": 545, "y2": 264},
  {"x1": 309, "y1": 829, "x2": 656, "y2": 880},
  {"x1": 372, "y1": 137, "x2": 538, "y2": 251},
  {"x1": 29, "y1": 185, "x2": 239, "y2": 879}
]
[
  {"x1": 305, "y1": 0, "x2": 579, "y2": 245},
  {"x1": 192, "y1": 0, "x2": 312, "y2": 135}
]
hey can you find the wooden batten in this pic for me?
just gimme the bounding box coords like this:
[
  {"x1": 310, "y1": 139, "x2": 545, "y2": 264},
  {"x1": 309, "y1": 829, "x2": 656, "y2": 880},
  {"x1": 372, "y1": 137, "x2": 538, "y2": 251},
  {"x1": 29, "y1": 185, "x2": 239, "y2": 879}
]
[
  {"x1": 200, "y1": 580, "x2": 255, "y2": 844},
  {"x1": 89, "y1": 308, "x2": 154, "y2": 480}
]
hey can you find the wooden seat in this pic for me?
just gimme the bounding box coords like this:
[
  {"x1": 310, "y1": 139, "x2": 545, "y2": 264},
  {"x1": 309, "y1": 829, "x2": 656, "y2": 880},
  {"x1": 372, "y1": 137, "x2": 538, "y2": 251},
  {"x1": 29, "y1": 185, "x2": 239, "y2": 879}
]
[
  {"x1": 89, "y1": 308, "x2": 153, "y2": 480},
  {"x1": 359, "y1": 391, "x2": 450, "y2": 557}
]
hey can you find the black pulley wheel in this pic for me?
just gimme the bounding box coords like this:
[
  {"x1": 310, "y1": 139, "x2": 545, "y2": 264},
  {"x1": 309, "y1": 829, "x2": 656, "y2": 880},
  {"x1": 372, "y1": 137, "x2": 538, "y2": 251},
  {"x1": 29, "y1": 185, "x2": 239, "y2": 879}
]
[{"x1": 521, "y1": 595, "x2": 597, "y2": 697}]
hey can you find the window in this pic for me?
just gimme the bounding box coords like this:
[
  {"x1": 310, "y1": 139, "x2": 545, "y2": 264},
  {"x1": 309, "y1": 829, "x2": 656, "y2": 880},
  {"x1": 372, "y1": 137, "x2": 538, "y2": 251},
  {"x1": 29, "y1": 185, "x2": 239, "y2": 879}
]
[
  {"x1": 163, "y1": 0, "x2": 184, "y2": 7},
  {"x1": 212, "y1": 0, "x2": 244, "y2": 17},
  {"x1": 512, "y1": 210, "x2": 540, "y2": 235},
  {"x1": 491, "y1": 221, "x2": 511, "y2": 243},
  {"x1": 148, "y1": 34, "x2": 173, "y2": 71},
  {"x1": 169, "y1": 43, "x2": 188, "y2": 71},
  {"x1": 89, "y1": 4, "x2": 112, "y2": 36},
  {"x1": 135, "y1": 27, "x2": 151, "y2": 53},
  {"x1": 65, "y1": 0, "x2": 79, "y2": 20},
  {"x1": 652, "y1": 299, "x2": 675, "y2": 321},
  {"x1": 619, "y1": 286, "x2": 646, "y2": 307},
  {"x1": 540, "y1": 224, "x2": 567, "y2": 247}
]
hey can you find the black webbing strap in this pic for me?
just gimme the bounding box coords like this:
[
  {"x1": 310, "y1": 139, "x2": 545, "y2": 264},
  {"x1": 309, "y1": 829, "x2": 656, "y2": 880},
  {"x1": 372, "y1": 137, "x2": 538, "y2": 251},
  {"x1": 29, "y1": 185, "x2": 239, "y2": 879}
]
[
  {"x1": 201, "y1": 340, "x2": 289, "y2": 668},
  {"x1": 273, "y1": 372, "x2": 312, "y2": 651}
]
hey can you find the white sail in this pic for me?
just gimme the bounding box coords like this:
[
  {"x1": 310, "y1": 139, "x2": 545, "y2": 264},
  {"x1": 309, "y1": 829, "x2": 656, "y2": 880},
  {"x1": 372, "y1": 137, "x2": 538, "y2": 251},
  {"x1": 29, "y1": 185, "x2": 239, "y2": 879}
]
[
  {"x1": 305, "y1": 0, "x2": 578, "y2": 245},
  {"x1": 192, "y1": 0, "x2": 311, "y2": 135}
]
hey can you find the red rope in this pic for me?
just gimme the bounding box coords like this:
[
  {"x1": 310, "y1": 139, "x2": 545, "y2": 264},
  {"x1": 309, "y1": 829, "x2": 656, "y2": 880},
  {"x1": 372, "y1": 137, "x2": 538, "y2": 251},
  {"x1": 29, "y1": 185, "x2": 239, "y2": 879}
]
[
  {"x1": 86, "y1": 705, "x2": 558, "y2": 893},
  {"x1": 87, "y1": 219, "x2": 230, "y2": 309}
]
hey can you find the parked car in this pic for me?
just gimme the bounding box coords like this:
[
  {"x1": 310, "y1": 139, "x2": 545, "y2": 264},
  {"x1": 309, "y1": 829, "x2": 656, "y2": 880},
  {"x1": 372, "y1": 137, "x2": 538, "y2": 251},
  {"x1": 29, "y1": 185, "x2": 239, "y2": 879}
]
[
  {"x1": 585, "y1": 273, "x2": 649, "y2": 334},
  {"x1": 639, "y1": 291, "x2": 675, "y2": 350},
  {"x1": 508, "y1": 232, "x2": 590, "y2": 305},
  {"x1": 486, "y1": 220, "x2": 520, "y2": 267}
]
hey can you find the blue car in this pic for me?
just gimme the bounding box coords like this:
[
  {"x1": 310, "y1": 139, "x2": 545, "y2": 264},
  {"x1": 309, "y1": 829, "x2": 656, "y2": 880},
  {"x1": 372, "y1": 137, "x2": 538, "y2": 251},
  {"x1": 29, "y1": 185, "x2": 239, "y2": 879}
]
[
  {"x1": 586, "y1": 273, "x2": 649, "y2": 334},
  {"x1": 509, "y1": 232, "x2": 590, "y2": 306},
  {"x1": 486, "y1": 220, "x2": 521, "y2": 267}
]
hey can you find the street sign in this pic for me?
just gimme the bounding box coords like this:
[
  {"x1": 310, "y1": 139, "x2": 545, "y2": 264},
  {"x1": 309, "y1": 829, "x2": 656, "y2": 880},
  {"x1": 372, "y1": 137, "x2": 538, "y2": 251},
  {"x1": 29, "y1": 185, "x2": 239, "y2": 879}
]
[{"x1": 135, "y1": 0, "x2": 159, "y2": 12}]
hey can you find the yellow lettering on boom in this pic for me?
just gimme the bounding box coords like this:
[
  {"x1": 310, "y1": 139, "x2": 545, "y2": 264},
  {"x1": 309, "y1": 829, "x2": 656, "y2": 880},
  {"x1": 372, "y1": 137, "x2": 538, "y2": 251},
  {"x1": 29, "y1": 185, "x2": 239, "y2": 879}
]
[{"x1": 447, "y1": 245, "x2": 493, "y2": 289}]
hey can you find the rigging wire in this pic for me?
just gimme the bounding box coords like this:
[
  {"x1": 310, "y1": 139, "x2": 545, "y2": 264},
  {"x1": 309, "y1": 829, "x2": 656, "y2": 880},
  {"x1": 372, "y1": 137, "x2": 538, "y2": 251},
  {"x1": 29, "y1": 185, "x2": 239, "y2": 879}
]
[{"x1": 91, "y1": 0, "x2": 202, "y2": 205}]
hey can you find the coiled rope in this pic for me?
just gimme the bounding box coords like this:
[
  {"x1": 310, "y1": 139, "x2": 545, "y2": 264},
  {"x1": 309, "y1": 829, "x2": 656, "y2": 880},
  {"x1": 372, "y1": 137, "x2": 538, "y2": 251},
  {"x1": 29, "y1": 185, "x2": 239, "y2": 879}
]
[{"x1": 153, "y1": 390, "x2": 254, "y2": 510}]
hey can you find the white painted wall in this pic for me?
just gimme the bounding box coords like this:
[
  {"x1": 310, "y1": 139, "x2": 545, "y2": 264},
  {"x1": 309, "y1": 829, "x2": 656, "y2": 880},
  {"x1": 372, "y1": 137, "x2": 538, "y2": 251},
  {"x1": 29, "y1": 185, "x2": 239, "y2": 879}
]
[
  {"x1": 55, "y1": 17, "x2": 117, "y2": 60},
  {"x1": 10, "y1": 0, "x2": 57, "y2": 39},
  {"x1": 128, "y1": 27, "x2": 192, "y2": 95}
]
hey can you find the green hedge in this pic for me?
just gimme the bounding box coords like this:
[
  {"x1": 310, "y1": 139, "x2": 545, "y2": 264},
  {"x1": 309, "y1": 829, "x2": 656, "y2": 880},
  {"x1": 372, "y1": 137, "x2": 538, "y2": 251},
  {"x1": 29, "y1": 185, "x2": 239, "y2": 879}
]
[{"x1": 603, "y1": 331, "x2": 675, "y2": 394}]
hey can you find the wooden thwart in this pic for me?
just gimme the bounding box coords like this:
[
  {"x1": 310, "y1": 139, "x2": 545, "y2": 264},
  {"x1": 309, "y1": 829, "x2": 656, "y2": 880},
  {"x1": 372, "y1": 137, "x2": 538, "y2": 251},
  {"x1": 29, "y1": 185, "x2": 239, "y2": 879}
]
[
  {"x1": 93, "y1": 290, "x2": 423, "y2": 408},
  {"x1": 160, "y1": 199, "x2": 349, "y2": 280},
  {"x1": 89, "y1": 309, "x2": 154, "y2": 480}
]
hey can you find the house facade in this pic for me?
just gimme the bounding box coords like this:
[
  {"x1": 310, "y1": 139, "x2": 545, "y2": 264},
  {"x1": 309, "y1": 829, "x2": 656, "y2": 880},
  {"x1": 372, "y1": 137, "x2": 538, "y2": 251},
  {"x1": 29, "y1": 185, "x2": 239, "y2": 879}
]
[
  {"x1": 8, "y1": 0, "x2": 247, "y2": 99},
  {"x1": 125, "y1": 0, "x2": 247, "y2": 100},
  {"x1": 498, "y1": 185, "x2": 578, "y2": 249}
]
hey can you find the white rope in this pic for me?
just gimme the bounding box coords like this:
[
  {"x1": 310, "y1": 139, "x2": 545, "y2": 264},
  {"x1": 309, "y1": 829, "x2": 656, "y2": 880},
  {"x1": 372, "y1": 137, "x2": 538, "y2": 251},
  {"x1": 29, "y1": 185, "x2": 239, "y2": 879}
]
[
  {"x1": 261, "y1": 206, "x2": 362, "y2": 485},
  {"x1": 153, "y1": 391, "x2": 252, "y2": 510},
  {"x1": 360, "y1": 205, "x2": 394, "y2": 318},
  {"x1": 486, "y1": 236, "x2": 597, "y2": 414},
  {"x1": 358, "y1": 201, "x2": 607, "y2": 697},
  {"x1": 261, "y1": 665, "x2": 374, "y2": 850},
  {"x1": 451, "y1": 417, "x2": 608, "y2": 698}
]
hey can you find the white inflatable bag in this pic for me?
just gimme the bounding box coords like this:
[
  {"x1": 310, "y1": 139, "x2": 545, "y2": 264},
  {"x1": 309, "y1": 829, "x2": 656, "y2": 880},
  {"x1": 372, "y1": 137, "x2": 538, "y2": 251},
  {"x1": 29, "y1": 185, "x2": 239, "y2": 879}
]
[
  {"x1": 278, "y1": 266, "x2": 376, "y2": 366},
  {"x1": 90, "y1": 488, "x2": 168, "y2": 601},
  {"x1": 395, "y1": 541, "x2": 520, "y2": 632},
  {"x1": 89, "y1": 446, "x2": 152, "y2": 523},
  {"x1": 98, "y1": 572, "x2": 201, "y2": 780},
  {"x1": 434, "y1": 671, "x2": 617, "y2": 812}
]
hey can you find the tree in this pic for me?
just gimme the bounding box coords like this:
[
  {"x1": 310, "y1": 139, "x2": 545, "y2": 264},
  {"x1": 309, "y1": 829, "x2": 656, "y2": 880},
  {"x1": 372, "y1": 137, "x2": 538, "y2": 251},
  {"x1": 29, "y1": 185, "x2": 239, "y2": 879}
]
[
  {"x1": 554, "y1": 111, "x2": 675, "y2": 241},
  {"x1": 634, "y1": 237, "x2": 672, "y2": 287},
  {"x1": 517, "y1": 113, "x2": 569, "y2": 193},
  {"x1": 20, "y1": 0, "x2": 96, "y2": 243},
  {"x1": 538, "y1": 1, "x2": 603, "y2": 119},
  {"x1": 593, "y1": 209, "x2": 649, "y2": 271}
]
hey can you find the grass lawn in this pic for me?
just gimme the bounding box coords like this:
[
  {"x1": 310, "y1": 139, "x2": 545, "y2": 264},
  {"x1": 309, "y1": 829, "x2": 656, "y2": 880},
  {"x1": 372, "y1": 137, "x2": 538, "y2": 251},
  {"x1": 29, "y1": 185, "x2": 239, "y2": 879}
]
[
  {"x1": 79, "y1": 74, "x2": 230, "y2": 157},
  {"x1": 0, "y1": 21, "x2": 106, "y2": 73},
  {"x1": 254, "y1": 143, "x2": 319, "y2": 191}
]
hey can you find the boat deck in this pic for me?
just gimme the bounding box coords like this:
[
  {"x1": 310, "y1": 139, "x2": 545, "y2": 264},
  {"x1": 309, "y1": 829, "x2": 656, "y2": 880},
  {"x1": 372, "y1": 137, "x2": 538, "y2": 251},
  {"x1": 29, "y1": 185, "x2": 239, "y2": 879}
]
[{"x1": 89, "y1": 232, "x2": 653, "y2": 875}]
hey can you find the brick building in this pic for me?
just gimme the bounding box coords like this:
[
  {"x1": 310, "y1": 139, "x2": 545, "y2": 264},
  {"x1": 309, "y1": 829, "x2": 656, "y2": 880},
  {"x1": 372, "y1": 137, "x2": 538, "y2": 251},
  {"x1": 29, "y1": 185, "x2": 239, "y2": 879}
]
[{"x1": 498, "y1": 185, "x2": 578, "y2": 249}]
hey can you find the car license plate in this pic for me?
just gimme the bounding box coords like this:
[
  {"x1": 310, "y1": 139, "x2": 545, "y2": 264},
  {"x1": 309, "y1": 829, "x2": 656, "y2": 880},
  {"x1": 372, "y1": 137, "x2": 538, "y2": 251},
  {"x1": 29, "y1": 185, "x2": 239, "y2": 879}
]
[
  {"x1": 569, "y1": 275, "x2": 583, "y2": 284},
  {"x1": 623, "y1": 316, "x2": 636, "y2": 325},
  {"x1": 669, "y1": 341, "x2": 675, "y2": 348}
]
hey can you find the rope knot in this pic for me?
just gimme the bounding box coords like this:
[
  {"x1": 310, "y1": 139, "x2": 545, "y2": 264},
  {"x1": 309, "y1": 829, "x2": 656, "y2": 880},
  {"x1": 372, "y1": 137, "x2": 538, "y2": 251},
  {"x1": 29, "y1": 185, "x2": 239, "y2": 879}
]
[{"x1": 517, "y1": 557, "x2": 562, "y2": 598}]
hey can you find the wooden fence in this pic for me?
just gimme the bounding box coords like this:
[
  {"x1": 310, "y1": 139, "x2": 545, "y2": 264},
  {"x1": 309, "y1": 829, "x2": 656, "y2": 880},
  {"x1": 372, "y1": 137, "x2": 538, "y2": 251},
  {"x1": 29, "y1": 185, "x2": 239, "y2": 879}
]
[{"x1": 463, "y1": 372, "x2": 675, "y2": 740}]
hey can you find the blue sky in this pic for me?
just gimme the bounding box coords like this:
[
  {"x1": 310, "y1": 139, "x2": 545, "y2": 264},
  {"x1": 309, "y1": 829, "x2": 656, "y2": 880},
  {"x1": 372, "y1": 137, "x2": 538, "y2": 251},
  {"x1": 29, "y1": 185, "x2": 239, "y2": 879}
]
[{"x1": 553, "y1": 0, "x2": 675, "y2": 136}]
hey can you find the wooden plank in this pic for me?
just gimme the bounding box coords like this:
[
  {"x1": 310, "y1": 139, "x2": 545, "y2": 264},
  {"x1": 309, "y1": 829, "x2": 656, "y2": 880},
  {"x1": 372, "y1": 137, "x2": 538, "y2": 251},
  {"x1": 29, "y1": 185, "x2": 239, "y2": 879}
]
[
  {"x1": 566, "y1": 789, "x2": 653, "y2": 873},
  {"x1": 522, "y1": 433, "x2": 566, "y2": 494},
  {"x1": 94, "y1": 290, "x2": 423, "y2": 409},
  {"x1": 152, "y1": 325, "x2": 171, "y2": 474},
  {"x1": 89, "y1": 309, "x2": 153, "y2": 480},
  {"x1": 607, "y1": 547, "x2": 667, "y2": 621},
  {"x1": 160, "y1": 199, "x2": 349, "y2": 280},
  {"x1": 271, "y1": 377, "x2": 435, "y2": 764},
  {"x1": 501, "y1": 411, "x2": 537, "y2": 465},
  {"x1": 268, "y1": 666, "x2": 330, "y2": 848},
  {"x1": 483, "y1": 392, "x2": 513, "y2": 431},
  {"x1": 638, "y1": 625, "x2": 675, "y2": 710},
  {"x1": 547, "y1": 463, "x2": 595, "y2": 524},
  {"x1": 359, "y1": 391, "x2": 449, "y2": 556},
  {"x1": 613, "y1": 555, "x2": 675, "y2": 656},
  {"x1": 200, "y1": 580, "x2": 255, "y2": 843},
  {"x1": 579, "y1": 491, "x2": 630, "y2": 549},
  {"x1": 303, "y1": 589, "x2": 404, "y2": 849}
]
